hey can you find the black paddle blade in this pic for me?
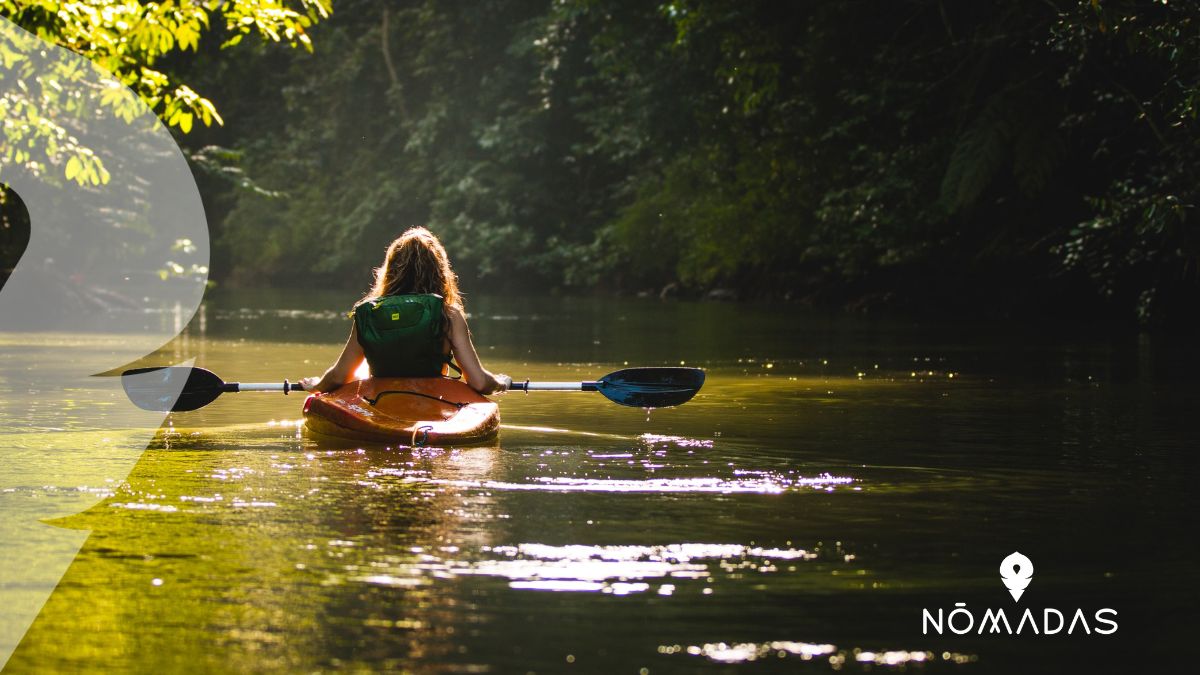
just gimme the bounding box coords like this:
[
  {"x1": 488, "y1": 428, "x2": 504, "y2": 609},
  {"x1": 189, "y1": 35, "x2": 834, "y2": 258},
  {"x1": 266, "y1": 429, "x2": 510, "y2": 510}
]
[
  {"x1": 122, "y1": 367, "x2": 225, "y2": 412},
  {"x1": 596, "y1": 367, "x2": 705, "y2": 408}
]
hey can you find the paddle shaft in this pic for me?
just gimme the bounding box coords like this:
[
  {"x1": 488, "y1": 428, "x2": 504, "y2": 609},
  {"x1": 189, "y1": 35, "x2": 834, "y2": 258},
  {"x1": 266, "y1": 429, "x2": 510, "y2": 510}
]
[
  {"x1": 509, "y1": 380, "x2": 600, "y2": 392},
  {"x1": 224, "y1": 381, "x2": 308, "y2": 393}
]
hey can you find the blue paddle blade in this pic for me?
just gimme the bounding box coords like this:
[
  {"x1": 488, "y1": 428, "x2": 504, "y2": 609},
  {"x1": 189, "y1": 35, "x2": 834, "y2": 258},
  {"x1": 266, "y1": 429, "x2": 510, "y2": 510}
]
[
  {"x1": 122, "y1": 366, "x2": 226, "y2": 412},
  {"x1": 595, "y1": 367, "x2": 705, "y2": 408}
]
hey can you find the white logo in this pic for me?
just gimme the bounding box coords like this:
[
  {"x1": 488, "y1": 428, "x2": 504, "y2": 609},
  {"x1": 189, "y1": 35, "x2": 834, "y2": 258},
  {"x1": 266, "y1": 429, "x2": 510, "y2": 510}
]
[
  {"x1": 999, "y1": 552, "x2": 1034, "y2": 602},
  {"x1": 921, "y1": 552, "x2": 1117, "y2": 636}
]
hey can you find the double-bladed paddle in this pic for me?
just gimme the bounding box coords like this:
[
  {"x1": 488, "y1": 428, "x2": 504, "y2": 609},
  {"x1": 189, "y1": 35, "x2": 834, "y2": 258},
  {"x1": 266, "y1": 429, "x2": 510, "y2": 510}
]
[{"x1": 121, "y1": 366, "x2": 705, "y2": 412}]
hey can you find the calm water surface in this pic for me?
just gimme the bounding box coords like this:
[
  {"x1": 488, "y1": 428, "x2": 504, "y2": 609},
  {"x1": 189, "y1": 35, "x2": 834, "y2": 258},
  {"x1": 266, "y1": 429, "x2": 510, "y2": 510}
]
[{"x1": 4, "y1": 290, "x2": 1197, "y2": 673}]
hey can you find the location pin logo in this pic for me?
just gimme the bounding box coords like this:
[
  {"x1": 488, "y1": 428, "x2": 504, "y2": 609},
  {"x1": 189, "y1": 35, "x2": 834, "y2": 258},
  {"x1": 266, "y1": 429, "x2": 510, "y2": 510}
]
[{"x1": 999, "y1": 552, "x2": 1034, "y2": 602}]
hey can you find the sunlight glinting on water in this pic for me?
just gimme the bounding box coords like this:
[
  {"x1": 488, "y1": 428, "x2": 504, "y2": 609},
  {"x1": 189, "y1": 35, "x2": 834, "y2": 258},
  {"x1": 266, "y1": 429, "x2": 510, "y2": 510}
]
[
  {"x1": 662, "y1": 641, "x2": 976, "y2": 667},
  {"x1": 343, "y1": 542, "x2": 847, "y2": 595},
  {"x1": 211, "y1": 308, "x2": 347, "y2": 321},
  {"x1": 639, "y1": 433, "x2": 715, "y2": 448},
  {"x1": 500, "y1": 423, "x2": 633, "y2": 440},
  {"x1": 107, "y1": 502, "x2": 177, "y2": 512},
  {"x1": 396, "y1": 473, "x2": 853, "y2": 493}
]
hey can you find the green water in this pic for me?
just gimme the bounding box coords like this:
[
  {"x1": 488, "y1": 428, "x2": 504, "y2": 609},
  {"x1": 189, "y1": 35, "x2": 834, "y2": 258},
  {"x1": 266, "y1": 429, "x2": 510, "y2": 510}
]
[{"x1": 3, "y1": 290, "x2": 1197, "y2": 673}]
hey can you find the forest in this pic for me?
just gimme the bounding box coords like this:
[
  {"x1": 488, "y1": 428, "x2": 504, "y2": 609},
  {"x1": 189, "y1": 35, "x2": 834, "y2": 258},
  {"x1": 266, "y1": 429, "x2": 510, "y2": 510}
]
[{"x1": 3, "y1": 0, "x2": 1198, "y2": 325}]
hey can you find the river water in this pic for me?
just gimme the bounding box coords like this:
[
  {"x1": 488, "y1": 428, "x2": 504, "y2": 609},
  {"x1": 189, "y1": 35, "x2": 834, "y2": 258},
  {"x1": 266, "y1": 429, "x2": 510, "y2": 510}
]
[{"x1": 2, "y1": 290, "x2": 1196, "y2": 673}]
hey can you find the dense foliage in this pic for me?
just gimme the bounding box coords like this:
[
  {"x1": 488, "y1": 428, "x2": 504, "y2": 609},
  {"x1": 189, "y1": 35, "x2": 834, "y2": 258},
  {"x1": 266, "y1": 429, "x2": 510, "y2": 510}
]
[
  {"x1": 1, "y1": 0, "x2": 328, "y2": 182},
  {"x1": 8, "y1": 0, "x2": 1200, "y2": 324},
  {"x1": 1, "y1": 0, "x2": 328, "y2": 283}
]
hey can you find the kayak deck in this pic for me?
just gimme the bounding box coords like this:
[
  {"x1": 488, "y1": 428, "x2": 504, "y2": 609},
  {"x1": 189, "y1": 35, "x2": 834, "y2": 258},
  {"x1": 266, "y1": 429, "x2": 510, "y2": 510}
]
[{"x1": 303, "y1": 378, "x2": 499, "y2": 445}]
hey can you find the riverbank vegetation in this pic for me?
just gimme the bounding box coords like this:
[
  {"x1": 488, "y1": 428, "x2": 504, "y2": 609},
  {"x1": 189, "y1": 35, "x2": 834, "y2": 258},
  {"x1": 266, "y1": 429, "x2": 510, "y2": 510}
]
[{"x1": 5, "y1": 1, "x2": 1199, "y2": 325}]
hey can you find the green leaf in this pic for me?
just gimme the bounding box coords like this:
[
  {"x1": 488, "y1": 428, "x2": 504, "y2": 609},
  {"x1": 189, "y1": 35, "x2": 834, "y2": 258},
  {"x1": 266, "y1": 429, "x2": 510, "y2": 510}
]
[{"x1": 65, "y1": 156, "x2": 82, "y2": 180}]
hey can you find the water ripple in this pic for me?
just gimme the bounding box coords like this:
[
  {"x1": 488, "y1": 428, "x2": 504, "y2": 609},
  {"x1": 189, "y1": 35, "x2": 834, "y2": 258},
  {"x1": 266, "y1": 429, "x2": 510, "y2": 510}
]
[{"x1": 395, "y1": 473, "x2": 854, "y2": 493}]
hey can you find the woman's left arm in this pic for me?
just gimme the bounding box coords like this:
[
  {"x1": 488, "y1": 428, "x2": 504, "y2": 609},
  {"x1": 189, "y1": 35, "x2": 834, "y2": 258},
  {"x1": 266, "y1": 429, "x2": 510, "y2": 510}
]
[{"x1": 300, "y1": 322, "x2": 366, "y2": 393}]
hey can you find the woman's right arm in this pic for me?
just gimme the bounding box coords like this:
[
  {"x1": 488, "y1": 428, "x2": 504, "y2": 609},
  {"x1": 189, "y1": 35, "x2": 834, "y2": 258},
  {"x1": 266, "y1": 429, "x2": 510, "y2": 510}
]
[
  {"x1": 446, "y1": 307, "x2": 509, "y2": 395},
  {"x1": 300, "y1": 322, "x2": 365, "y2": 393}
]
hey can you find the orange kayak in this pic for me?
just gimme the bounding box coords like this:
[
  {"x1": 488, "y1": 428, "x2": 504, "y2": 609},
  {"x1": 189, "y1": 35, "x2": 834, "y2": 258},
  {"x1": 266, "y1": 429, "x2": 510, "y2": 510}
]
[{"x1": 302, "y1": 377, "x2": 499, "y2": 445}]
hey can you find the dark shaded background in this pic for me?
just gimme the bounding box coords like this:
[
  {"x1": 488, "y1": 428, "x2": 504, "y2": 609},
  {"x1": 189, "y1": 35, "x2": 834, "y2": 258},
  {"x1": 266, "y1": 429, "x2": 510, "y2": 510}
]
[{"x1": 4, "y1": 0, "x2": 1198, "y2": 327}]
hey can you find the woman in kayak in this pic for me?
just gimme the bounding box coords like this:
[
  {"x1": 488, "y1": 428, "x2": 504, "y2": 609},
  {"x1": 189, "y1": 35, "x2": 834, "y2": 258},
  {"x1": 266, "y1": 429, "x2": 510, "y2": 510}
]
[{"x1": 300, "y1": 227, "x2": 510, "y2": 395}]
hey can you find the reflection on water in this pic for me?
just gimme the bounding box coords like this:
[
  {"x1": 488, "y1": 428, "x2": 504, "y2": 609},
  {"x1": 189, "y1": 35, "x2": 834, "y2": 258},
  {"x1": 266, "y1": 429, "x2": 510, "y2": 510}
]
[
  {"x1": 3, "y1": 290, "x2": 1197, "y2": 672},
  {"x1": 397, "y1": 474, "x2": 855, "y2": 493},
  {"x1": 341, "y1": 541, "x2": 841, "y2": 593},
  {"x1": 668, "y1": 641, "x2": 976, "y2": 667}
]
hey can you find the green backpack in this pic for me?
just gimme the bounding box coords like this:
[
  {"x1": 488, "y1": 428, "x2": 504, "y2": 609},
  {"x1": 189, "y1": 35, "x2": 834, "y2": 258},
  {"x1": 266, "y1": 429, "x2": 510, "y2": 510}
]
[{"x1": 353, "y1": 294, "x2": 453, "y2": 377}]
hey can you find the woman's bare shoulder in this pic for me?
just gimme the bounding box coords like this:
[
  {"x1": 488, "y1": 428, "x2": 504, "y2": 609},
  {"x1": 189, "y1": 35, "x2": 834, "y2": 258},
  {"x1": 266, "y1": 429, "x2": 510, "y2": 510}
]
[{"x1": 444, "y1": 304, "x2": 468, "y2": 330}]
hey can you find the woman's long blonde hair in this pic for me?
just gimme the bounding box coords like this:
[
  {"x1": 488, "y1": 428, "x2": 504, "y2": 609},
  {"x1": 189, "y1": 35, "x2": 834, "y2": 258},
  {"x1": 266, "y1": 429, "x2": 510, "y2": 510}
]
[{"x1": 364, "y1": 227, "x2": 462, "y2": 309}]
